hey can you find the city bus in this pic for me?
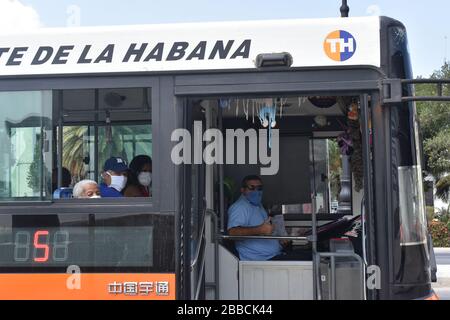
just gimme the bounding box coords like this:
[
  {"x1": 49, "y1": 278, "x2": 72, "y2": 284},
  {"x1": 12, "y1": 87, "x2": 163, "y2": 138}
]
[{"x1": 0, "y1": 14, "x2": 443, "y2": 300}]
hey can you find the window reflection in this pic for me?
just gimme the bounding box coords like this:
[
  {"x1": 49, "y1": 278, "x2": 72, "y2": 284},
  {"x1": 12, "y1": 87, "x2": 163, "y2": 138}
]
[
  {"x1": 0, "y1": 91, "x2": 52, "y2": 200},
  {"x1": 310, "y1": 138, "x2": 348, "y2": 214}
]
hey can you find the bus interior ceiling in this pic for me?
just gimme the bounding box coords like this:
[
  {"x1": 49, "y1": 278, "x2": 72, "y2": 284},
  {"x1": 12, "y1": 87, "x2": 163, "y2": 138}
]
[
  {"x1": 53, "y1": 88, "x2": 152, "y2": 123},
  {"x1": 196, "y1": 95, "x2": 365, "y2": 254}
]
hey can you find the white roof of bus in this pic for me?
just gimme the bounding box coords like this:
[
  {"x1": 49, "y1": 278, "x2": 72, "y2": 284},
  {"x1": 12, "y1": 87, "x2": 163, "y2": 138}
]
[{"x1": 0, "y1": 16, "x2": 381, "y2": 76}]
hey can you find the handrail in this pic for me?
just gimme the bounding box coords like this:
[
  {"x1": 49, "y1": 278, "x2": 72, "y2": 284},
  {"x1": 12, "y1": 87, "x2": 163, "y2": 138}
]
[
  {"x1": 402, "y1": 96, "x2": 450, "y2": 102},
  {"x1": 190, "y1": 208, "x2": 207, "y2": 300},
  {"x1": 208, "y1": 208, "x2": 220, "y2": 300},
  {"x1": 205, "y1": 209, "x2": 218, "y2": 243},
  {"x1": 382, "y1": 78, "x2": 450, "y2": 103},
  {"x1": 192, "y1": 209, "x2": 218, "y2": 299},
  {"x1": 316, "y1": 252, "x2": 364, "y2": 264},
  {"x1": 206, "y1": 208, "x2": 218, "y2": 216},
  {"x1": 401, "y1": 79, "x2": 450, "y2": 84},
  {"x1": 194, "y1": 243, "x2": 207, "y2": 300},
  {"x1": 219, "y1": 234, "x2": 310, "y2": 242},
  {"x1": 191, "y1": 215, "x2": 206, "y2": 270}
]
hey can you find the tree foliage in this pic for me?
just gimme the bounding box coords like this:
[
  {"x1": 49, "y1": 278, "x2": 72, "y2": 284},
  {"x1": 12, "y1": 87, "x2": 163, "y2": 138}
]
[
  {"x1": 27, "y1": 133, "x2": 41, "y2": 193},
  {"x1": 428, "y1": 220, "x2": 449, "y2": 247},
  {"x1": 416, "y1": 62, "x2": 450, "y2": 201},
  {"x1": 416, "y1": 62, "x2": 450, "y2": 141},
  {"x1": 423, "y1": 129, "x2": 450, "y2": 178}
]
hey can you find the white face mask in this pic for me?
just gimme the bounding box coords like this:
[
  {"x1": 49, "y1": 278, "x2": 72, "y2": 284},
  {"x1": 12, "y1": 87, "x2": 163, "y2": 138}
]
[
  {"x1": 107, "y1": 172, "x2": 127, "y2": 192},
  {"x1": 89, "y1": 195, "x2": 101, "y2": 199},
  {"x1": 138, "y1": 172, "x2": 152, "y2": 187}
]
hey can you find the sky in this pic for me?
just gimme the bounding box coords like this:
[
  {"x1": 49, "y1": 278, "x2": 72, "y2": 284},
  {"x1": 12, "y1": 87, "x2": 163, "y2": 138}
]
[{"x1": 0, "y1": 0, "x2": 448, "y2": 77}]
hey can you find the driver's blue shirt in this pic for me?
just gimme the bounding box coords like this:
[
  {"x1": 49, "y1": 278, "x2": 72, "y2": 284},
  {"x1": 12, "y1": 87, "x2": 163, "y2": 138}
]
[{"x1": 227, "y1": 195, "x2": 282, "y2": 261}]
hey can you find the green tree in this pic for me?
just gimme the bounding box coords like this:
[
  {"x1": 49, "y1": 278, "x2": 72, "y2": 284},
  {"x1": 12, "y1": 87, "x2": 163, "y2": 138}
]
[
  {"x1": 416, "y1": 61, "x2": 450, "y2": 202},
  {"x1": 27, "y1": 132, "x2": 51, "y2": 197},
  {"x1": 416, "y1": 62, "x2": 450, "y2": 141},
  {"x1": 27, "y1": 133, "x2": 42, "y2": 192},
  {"x1": 423, "y1": 129, "x2": 450, "y2": 177}
]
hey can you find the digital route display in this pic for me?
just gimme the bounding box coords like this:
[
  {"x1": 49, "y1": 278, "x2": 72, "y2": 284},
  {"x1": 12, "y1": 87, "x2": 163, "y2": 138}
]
[{"x1": 0, "y1": 226, "x2": 153, "y2": 267}]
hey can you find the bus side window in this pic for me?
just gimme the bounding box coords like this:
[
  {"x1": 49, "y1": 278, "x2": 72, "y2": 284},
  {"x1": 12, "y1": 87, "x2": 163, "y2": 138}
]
[
  {"x1": 56, "y1": 87, "x2": 153, "y2": 200},
  {"x1": 0, "y1": 91, "x2": 53, "y2": 201}
]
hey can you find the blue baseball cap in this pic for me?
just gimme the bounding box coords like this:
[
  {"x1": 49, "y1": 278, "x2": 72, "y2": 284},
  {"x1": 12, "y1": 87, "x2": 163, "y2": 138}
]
[{"x1": 103, "y1": 157, "x2": 129, "y2": 173}]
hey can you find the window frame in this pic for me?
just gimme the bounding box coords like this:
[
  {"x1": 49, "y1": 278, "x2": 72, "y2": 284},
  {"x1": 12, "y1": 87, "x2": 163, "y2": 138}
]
[
  {"x1": 310, "y1": 133, "x2": 352, "y2": 215},
  {"x1": 0, "y1": 75, "x2": 161, "y2": 214},
  {"x1": 59, "y1": 121, "x2": 153, "y2": 191}
]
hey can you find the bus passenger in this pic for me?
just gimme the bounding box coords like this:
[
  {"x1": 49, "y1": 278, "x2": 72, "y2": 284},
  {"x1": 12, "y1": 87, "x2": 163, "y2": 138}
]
[
  {"x1": 73, "y1": 180, "x2": 101, "y2": 198},
  {"x1": 100, "y1": 157, "x2": 129, "y2": 197},
  {"x1": 52, "y1": 167, "x2": 72, "y2": 191},
  {"x1": 123, "y1": 155, "x2": 152, "y2": 197},
  {"x1": 227, "y1": 175, "x2": 283, "y2": 261}
]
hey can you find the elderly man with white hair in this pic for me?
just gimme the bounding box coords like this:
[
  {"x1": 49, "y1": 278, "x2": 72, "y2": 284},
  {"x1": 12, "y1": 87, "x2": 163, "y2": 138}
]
[{"x1": 73, "y1": 180, "x2": 101, "y2": 199}]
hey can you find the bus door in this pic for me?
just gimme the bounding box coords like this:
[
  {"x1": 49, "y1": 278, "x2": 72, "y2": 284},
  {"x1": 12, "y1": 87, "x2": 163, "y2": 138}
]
[
  {"x1": 311, "y1": 93, "x2": 374, "y2": 300},
  {"x1": 181, "y1": 93, "x2": 375, "y2": 300}
]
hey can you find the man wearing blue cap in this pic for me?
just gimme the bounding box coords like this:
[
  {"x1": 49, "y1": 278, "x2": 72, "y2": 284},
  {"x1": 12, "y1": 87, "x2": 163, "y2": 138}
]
[{"x1": 99, "y1": 157, "x2": 129, "y2": 197}]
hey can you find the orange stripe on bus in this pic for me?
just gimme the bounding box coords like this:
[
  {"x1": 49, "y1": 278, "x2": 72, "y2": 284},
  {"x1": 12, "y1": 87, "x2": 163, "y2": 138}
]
[
  {"x1": 0, "y1": 273, "x2": 175, "y2": 300},
  {"x1": 425, "y1": 292, "x2": 440, "y2": 300}
]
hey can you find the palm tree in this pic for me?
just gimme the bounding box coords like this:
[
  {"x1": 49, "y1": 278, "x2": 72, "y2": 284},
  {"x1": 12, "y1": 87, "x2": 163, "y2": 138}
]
[
  {"x1": 62, "y1": 126, "x2": 87, "y2": 181},
  {"x1": 62, "y1": 125, "x2": 152, "y2": 183}
]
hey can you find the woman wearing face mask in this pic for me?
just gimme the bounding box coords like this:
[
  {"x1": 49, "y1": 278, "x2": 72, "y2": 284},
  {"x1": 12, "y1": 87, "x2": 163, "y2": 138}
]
[
  {"x1": 123, "y1": 155, "x2": 152, "y2": 197},
  {"x1": 99, "y1": 157, "x2": 129, "y2": 197}
]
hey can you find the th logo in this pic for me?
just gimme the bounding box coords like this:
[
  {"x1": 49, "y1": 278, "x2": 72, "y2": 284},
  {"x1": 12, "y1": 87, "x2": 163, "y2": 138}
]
[{"x1": 324, "y1": 30, "x2": 357, "y2": 62}]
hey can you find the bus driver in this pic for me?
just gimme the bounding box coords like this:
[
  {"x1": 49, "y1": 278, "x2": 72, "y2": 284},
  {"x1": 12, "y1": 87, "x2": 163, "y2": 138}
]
[{"x1": 227, "y1": 175, "x2": 282, "y2": 261}]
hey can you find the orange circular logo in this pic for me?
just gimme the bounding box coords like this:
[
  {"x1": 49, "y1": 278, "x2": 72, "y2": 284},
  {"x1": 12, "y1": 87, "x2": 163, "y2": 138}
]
[{"x1": 324, "y1": 30, "x2": 357, "y2": 61}]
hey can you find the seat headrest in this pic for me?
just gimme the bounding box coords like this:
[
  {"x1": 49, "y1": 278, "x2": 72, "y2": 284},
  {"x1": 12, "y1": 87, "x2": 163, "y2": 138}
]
[{"x1": 53, "y1": 187, "x2": 73, "y2": 199}]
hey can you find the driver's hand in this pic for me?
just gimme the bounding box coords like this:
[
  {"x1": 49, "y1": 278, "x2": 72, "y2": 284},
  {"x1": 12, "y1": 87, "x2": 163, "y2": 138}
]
[{"x1": 258, "y1": 219, "x2": 273, "y2": 235}]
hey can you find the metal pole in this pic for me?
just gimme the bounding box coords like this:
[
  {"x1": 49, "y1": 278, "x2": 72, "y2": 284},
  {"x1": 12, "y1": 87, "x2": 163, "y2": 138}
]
[
  {"x1": 40, "y1": 121, "x2": 45, "y2": 199},
  {"x1": 311, "y1": 138, "x2": 318, "y2": 300},
  {"x1": 220, "y1": 235, "x2": 309, "y2": 241},
  {"x1": 214, "y1": 211, "x2": 220, "y2": 299},
  {"x1": 331, "y1": 255, "x2": 336, "y2": 300},
  {"x1": 360, "y1": 93, "x2": 375, "y2": 300},
  {"x1": 338, "y1": 154, "x2": 352, "y2": 214},
  {"x1": 57, "y1": 90, "x2": 63, "y2": 189},
  {"x1": 94, "y1": 89, "x2": 99, "y2": 180},
  {"x1": 218, "y1": 105, "x2": 225, "y2": 234},
  {"x1": 340, "y1": 0, "x2": 350, "y2": 17}
]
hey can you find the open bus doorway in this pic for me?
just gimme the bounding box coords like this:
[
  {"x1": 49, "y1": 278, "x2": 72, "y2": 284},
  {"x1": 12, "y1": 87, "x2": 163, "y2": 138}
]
[{"x1": 185, "y1": 94, "x2": 369, "y2": 300}]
